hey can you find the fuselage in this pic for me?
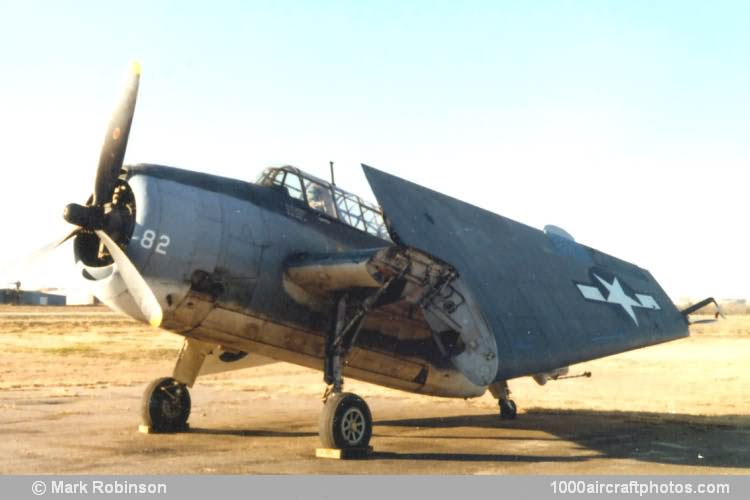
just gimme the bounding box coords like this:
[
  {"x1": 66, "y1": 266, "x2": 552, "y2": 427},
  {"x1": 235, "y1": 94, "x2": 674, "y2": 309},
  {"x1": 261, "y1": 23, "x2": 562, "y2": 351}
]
[{"x1": 75, "y1": 164, "x2": 485, "y2": 398}]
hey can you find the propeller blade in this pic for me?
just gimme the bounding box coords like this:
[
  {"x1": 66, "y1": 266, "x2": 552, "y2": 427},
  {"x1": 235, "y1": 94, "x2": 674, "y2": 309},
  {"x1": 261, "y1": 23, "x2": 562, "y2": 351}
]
[
  {"x1": 93, "y1": 61, "x2": 141, "y2": 205},
  {"x1": 94, "y1": 229, "x2": 162, "y2": 327},
  {"x1": 57, "y1": 228, "x2": 79, "y2": 247},
  {"x1": 0, "y1": 231, "x2": 76, "y2": 288}
]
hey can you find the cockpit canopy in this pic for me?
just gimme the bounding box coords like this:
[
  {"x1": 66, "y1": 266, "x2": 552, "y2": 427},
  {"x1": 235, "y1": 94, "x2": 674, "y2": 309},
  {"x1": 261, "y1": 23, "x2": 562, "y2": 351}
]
[{"x1": 257, "y1": 166, "x2": 391, "y2": 240}]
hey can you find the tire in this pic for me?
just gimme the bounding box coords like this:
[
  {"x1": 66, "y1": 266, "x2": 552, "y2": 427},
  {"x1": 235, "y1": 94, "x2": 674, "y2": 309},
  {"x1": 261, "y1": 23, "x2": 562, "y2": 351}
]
[
  {"x1": 500, "y1": 399, "x2": 517, "y2": 420},
  {"x1": 319, "y1": 392, "x2": 372, "y2": 449},
  {"x1": 141, "y1": 377, "x2": 191, "y2": 432}
]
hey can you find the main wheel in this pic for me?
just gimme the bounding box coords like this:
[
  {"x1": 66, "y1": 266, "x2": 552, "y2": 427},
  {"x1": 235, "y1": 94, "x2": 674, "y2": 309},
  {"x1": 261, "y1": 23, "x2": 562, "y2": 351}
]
[
  {"x1": 319, "y1": 392, "x2": 372, "y2": 449},
  {"x1": 499, "y1": 399, "x2": 517, "y2": 420},
  {"x1": 141, "y1": 377, "x2": 191, "y2": 432}
]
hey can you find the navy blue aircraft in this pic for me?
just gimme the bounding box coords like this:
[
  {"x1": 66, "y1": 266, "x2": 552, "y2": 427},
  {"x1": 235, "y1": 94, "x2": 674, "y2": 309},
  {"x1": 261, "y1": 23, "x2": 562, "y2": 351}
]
[{"x1": 60, "y1": 65, "x2": 717, "y2": 451}]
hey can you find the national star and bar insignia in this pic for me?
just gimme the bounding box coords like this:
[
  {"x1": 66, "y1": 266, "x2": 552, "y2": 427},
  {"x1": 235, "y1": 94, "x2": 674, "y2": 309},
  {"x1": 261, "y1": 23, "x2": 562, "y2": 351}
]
[{"x1": 576, "y1": 272, "x2": 660, "y2": 326}]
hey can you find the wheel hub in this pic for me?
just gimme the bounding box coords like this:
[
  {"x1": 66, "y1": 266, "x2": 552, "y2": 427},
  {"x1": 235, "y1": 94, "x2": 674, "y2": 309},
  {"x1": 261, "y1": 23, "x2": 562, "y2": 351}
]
[
  {"x1": 159, "y1": 387, "x2": 183, "y2": 420},
  {"x1": 341, "y1": 407, "x2": 366, "y2": 445}
]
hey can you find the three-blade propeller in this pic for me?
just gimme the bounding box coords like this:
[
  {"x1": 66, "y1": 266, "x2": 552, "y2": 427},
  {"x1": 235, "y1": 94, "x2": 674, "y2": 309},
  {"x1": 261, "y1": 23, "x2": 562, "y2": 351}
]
[{"x1": 61, "y1": 62, "x2": 162, "y2": 327}]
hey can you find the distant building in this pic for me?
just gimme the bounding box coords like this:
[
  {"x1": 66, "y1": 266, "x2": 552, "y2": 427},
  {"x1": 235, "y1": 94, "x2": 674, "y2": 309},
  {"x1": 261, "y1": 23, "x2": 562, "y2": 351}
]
[{"x1": 0, "y1": 289, "x2": 66, "y2": 306}]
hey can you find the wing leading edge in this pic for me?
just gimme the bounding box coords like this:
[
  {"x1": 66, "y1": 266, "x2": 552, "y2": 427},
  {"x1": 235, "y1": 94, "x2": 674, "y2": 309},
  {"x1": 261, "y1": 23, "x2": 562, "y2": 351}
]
[{"x1": 362, "y1": 164, "x2": 688, "y2": 382}]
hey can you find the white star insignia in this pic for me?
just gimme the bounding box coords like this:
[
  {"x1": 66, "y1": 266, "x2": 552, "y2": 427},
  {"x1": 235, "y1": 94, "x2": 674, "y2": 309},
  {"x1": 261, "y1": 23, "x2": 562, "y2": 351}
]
[{"x1": 577, "y1": 274, "x2": 660, "y2": 326}]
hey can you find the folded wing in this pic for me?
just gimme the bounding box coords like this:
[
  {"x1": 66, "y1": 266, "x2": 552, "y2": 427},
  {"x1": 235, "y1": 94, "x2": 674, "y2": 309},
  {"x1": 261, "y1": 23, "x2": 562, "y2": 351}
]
[{"x1": 361, "y1": 165, "x2": 689, "y2": 382}]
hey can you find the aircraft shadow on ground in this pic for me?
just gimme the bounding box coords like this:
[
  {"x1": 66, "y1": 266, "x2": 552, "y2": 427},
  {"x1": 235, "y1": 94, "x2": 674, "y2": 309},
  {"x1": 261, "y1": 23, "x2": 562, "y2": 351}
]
[
  {"x1": 375, "y1": 409, "x2": 750, "y2": 469},
  {"x1": 188, "y1": 428, "x2": 316, "y2": 439}
]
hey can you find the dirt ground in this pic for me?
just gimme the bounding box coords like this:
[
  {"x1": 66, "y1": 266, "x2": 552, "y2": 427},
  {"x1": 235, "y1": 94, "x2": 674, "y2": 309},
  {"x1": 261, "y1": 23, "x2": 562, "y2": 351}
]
[{"x1": 1, "y1": 305, "x2": 748, "y2": 474}]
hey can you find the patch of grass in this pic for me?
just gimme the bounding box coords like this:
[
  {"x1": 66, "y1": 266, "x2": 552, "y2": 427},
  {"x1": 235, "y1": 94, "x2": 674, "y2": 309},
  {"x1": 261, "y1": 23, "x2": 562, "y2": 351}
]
[
  {"x1": 120, "y1": 348, "x2": 177, "y2": 361},
  {"x1": 41, "y1": 345, "x2": 99, "y2": 356}
]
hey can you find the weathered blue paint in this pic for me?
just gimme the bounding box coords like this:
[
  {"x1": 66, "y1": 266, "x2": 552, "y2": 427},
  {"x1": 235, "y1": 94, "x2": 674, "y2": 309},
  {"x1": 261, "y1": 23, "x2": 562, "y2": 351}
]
[{"x1": 362, "y1": 164, "x2": 689, "y2": 382}]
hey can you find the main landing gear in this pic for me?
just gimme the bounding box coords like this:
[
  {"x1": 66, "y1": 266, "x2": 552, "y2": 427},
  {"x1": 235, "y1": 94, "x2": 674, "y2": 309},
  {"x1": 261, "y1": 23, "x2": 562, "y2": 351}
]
[
  {"x1": 139, "y1": 289, "x2": 384, "y2": 455},
  {"x1": 318, "y1": 289, "x2": 392, "y2": 453},
  {"x1": 140, "y1": 338, "x2": 212, "y2": 433},
  {"x1": 489, "y1": 380, "x2": 517, "y2": 420}
]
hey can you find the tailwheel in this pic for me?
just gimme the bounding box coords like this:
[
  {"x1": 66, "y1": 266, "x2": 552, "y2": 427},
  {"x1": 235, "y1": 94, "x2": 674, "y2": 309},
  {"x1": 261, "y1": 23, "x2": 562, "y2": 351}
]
[
  {"x1": 141, "y1": 377, "x2": 191, "y2": 432},
  {"x1": 499, "y1": 399, "x2": 517, "y2": 420},
  {"x1": 319, "y1": 392, "x2": 372, "y2": 449}
]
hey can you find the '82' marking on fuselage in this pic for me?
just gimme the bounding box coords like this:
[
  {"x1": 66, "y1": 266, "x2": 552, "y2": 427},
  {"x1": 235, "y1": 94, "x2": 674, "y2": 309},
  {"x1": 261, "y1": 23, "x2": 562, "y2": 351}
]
[{"x1": 132, "y1": 229, "x2": 171, "y2": 255}]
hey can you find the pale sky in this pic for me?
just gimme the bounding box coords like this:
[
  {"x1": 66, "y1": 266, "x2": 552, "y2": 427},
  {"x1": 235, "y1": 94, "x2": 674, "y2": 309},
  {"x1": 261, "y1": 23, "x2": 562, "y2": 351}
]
[{"x1": 0, "y1": 1, "x2": 748, "y2": 299}]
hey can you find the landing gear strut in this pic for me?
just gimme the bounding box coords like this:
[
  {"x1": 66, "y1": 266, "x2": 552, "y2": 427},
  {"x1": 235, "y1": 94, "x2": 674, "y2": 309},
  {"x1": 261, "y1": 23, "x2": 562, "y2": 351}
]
[
  {"x1": 319, "y1": 288, "x2": 392, "y2": 451},
  {"x1": 140, "y1": 338, "x2": 211, "y2": 433},
  {"x1": 489, "y1": 380, "x2": 517, "y2": 420}
]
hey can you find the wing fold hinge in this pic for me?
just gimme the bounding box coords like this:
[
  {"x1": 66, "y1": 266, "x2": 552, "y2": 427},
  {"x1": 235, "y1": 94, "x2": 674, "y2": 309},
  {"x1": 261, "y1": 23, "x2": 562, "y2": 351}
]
[{"x1": 286, "y1": 246, "x2": 500, "y2": 386}]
